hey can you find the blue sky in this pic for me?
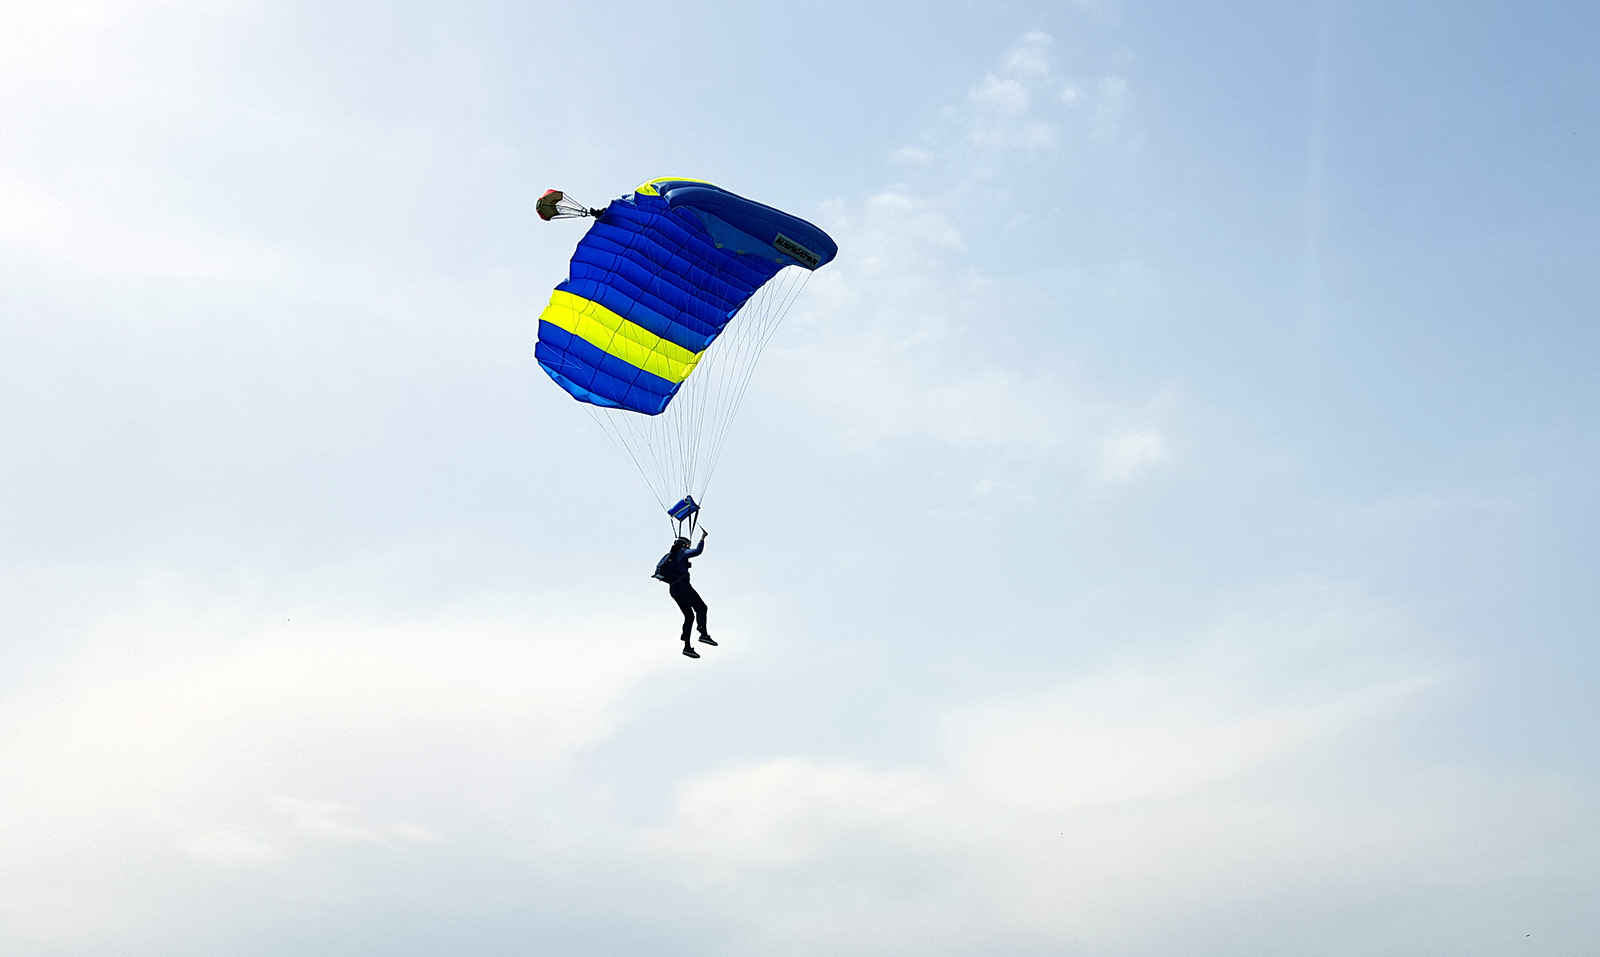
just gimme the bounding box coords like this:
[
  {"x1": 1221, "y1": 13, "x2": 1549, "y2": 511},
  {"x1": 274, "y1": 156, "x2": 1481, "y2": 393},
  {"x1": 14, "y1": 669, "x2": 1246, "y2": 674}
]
[{"x1": 2, "y1": 1, "x2": 1597, "y2": 954}]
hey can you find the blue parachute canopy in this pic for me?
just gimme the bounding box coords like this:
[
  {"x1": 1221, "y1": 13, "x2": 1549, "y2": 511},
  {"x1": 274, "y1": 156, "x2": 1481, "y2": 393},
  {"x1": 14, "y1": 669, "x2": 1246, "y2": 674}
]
[{"x1": 534, "y1": 178, "x2": 837, "y2": 415}]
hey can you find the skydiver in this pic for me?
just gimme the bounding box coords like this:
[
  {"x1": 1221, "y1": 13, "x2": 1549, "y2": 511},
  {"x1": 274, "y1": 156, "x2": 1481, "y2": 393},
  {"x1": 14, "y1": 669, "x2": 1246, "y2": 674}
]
[{"x1": 654, "y1": 531, "x2": 713, "y2": 658}]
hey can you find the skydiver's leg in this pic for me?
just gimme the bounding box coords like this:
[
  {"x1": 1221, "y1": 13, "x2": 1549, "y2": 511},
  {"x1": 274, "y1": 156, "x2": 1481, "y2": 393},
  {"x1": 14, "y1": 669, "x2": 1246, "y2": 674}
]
[
  {"x1": 677, "y1": 600, "x2": 695, "y2": 643},
  {"x1": 679, "y1": 584, "x2": 713, "y2": 645},
  {"x1": 670, "y1": 582, "x2": 696, "y2": 645},
  {"x1": 690, "y1": 588, "x2": 709, "y2": 639}
]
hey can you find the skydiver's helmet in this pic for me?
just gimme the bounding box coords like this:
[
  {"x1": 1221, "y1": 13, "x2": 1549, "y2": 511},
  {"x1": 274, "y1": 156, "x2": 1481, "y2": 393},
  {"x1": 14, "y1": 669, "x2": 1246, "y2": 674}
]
[{"x1": 673, "y1": 537, "x2": 690, "y2": 549}]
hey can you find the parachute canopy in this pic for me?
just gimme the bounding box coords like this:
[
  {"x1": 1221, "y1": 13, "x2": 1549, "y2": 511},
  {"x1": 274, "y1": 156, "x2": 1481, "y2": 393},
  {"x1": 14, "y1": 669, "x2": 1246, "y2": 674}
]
[
  {"x1": 533, "y1": 177, "x2": 837, "y2": 534},
  {"x1": 534, "y1": 177, "x2": 837, "y2": 416}
]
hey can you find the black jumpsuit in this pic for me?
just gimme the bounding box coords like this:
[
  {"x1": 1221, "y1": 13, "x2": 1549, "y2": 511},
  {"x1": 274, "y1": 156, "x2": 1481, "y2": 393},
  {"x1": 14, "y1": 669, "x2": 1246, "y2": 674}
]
[{"x1": 658, "y1": 541, "x2": 708, "y2": 644}]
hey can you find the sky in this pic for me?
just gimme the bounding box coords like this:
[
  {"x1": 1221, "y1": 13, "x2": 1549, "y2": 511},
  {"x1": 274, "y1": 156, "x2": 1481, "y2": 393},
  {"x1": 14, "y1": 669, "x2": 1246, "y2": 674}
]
[{"x1": 1, "y1": 1, "x2": 1598, "y2": 954}]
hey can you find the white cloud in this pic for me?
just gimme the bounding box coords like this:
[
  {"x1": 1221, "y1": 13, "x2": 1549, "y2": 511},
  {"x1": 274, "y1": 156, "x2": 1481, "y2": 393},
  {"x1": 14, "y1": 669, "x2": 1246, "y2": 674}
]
[
  {"x1": 959, "y1": 33, "x2": 1137, "y2": 155},
  {"x1": 638, "y1": 600, "x2": 1592, "y2": 955},
  {"x1": 965, "y1": 34, "x2": 1065, "y2": 152},
  {"x1": 174, "y1": 829, "x2": 283, "y2": 867},
  {"x1": 4, "y1": 15, "x2": 1586, "y2": 956},
  {"x1": 0, "y1": 599, "x2": 674, "y2": 949},
  {"x1": 969, "y1": 74, "x2": 1031, "y2": 116},
  {"x1": 274, "y1": 798, "x2": 388, "y2": 843},
  {"x1": 0, "y1": 574, "x2": 1592, "y2": 955},
  {"x1": 946, "y1": 656, "x2": 1436, "y2": 811},
  {"x1": 0, "y1": 0, "x2": 478, "y2": 333},
  {"x1": 1092, "y1": 75, "x2": 1132, "y2": 145},
  {"x1": 766, "y1": 31, "x2": 1167, "y2": 509},
  {"x1": 778, "y1": 187, "x2": 1088, "y2": 461},
  {"x1": 1094, "y1": 428, "x2": 1169, "y2": 482},
  {"x1": 648, "y1": 758, "x2": 941, "y2": 874},
  {"x1": 0, "y1": 173, "x2": 291, "y2": 285},
  {"x1": 890, "y1": 146, "x2": 936, "y2": 166},
  {"x1": 0, "y1": 0, "x2": 263, "y2": 139},
  {"x1": 1001, "y1": 32, "x2": 1056, "y2": 78}
]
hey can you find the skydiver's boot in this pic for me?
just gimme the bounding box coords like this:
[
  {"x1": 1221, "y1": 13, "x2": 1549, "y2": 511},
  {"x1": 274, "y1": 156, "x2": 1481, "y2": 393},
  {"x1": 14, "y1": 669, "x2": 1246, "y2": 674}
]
[
  {"x1": 697, "y1": 634, "x2": 717, "y2": 646},
  {"x1": 682, "y1": 643, "x2": 700, "y2": 658}
]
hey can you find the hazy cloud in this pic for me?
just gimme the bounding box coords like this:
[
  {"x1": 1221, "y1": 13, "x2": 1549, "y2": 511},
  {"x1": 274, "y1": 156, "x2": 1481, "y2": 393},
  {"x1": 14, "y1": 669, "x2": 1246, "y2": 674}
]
[
  {"x1": 966, "y1": 33, "x2": 1066, "y2": 152},
  {"x1": 1094, "y1": 428, "x2": 1169, "y2": 483},
  {"x1": 638, "y1": 596, "x2": 1583, "y2": 955},
  {"x1": 0, "y1": 173, "x2": 290, "y2": 285},
  {"x1": 1092, "y1": 75, "x2": 1132, "y2": 145},
  {"x1": 0, "y1": 596, "x2": 673, "y2": 948},
  {"x1": 2, "y1": 8, "x2": 1591, "y2": 956},
  {"x1": 774, "y1": 33, "x2": 1155, "y2": 480},
  {"x1": 174, "y1": 829, "x2": 283, "y2": 867}
]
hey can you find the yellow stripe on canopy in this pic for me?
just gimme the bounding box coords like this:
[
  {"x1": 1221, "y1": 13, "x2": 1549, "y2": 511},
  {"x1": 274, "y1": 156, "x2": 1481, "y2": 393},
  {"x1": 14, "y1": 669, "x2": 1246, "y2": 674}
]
[
  {"x1": 634, "y1": 176, "x2": 714, "y2": 196},
  {"x1": 539, "y1": 290, "x2": 704, "y2": 384}
]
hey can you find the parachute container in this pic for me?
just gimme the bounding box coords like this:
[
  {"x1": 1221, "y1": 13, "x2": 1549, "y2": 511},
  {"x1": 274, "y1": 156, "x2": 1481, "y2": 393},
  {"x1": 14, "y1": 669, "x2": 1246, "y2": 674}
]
[{"x1": 666, "y1": 495, "x2": 701, "y2": 536}]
